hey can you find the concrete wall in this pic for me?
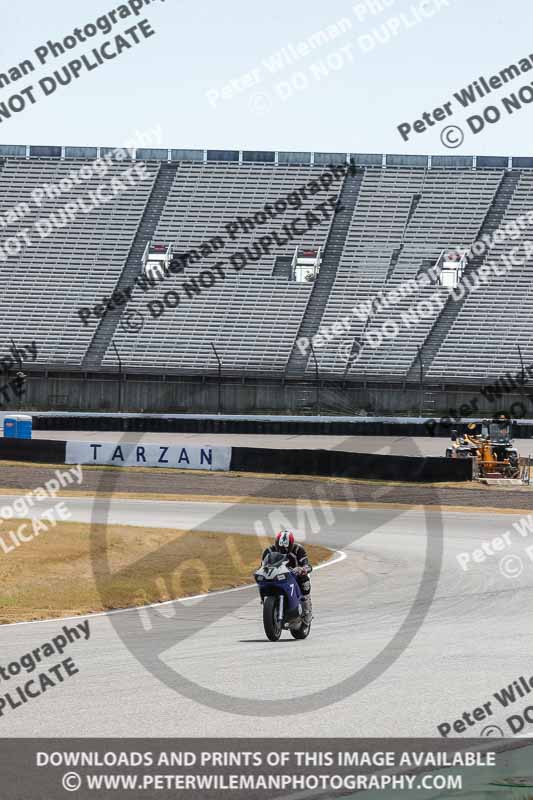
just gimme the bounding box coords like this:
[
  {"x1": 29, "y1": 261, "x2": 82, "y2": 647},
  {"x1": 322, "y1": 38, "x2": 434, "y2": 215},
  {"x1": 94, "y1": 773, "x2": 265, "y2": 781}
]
[{"x1": 10, "y1": 374, "x2": 533, "y2": 418}]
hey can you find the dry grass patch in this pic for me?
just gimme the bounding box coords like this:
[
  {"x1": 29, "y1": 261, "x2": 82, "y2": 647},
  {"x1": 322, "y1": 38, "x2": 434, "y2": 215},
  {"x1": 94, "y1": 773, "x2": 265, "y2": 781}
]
[{"x1": 0, "y1": 520, "x2": 331, "y2": 624}]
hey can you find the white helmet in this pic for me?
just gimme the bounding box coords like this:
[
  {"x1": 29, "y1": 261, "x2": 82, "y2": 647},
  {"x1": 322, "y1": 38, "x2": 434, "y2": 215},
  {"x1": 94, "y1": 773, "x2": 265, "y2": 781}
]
[{"x1": 276, "y1": 529, "x2": 295, "y2": 553}]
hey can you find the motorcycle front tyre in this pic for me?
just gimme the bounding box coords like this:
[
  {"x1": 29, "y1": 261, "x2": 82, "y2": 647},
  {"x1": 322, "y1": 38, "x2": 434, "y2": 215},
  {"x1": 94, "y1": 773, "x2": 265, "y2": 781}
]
[{"x1": 263, "y1": 596, "x2": 282, "y2": 641}]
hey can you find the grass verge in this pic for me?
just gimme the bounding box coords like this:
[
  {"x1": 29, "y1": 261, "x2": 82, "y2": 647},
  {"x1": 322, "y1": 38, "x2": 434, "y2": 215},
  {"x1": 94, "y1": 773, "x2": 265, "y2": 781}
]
[{"x1": 0, "y1": 520, "x2": 331, "y2": 624}]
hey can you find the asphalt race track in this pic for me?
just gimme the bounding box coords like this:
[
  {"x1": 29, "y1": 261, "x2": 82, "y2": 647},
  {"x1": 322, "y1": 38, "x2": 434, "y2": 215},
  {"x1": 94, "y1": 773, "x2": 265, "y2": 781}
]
[
  {"x1": 30, "y1": 429, "x2": 533, "y2": 458},
  {"x1": 2, "y1": 496, "x2": 533, "y2": 738},
  {"x1": 23, "y1": 428, "x2": 533, "y2": 459}
]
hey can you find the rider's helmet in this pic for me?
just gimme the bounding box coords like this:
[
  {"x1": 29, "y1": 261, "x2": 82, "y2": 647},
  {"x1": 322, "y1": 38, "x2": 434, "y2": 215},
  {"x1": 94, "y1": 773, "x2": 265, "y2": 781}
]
[{"x1": 275, "y1": 529, "x2": 295, "y2": 553}]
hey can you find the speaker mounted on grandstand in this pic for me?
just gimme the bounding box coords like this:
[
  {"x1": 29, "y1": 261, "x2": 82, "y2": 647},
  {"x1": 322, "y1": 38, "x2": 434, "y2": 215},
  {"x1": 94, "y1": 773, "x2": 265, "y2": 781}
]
[
  {"x1": 142, "y1": 241, "x2": 173, "y2": 277},
  {"x1": 435, "y1": 248, "x2": 468, "y2": 289},
  {"x1": 292, "y1": 246, "x2": 322, "y2": 283}
]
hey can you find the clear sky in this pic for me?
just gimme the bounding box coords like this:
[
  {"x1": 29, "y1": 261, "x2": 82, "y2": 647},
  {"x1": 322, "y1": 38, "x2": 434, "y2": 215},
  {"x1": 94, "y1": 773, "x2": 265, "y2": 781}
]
[{"x1": 0, "y1": 0, "x2": 530, "y2": 157}]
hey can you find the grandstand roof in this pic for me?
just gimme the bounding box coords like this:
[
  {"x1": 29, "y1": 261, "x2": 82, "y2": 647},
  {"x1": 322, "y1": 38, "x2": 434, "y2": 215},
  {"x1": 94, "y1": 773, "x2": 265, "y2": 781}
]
[{"x1": 0, "y1": 145, "x2": 528, "y2": 170}]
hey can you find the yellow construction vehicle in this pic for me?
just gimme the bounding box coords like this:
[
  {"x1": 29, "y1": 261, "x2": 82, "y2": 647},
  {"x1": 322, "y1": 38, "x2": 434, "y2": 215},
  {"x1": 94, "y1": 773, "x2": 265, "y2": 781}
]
[{"x1": 446, "y1": 418, "x2": 520, "y2": 479}]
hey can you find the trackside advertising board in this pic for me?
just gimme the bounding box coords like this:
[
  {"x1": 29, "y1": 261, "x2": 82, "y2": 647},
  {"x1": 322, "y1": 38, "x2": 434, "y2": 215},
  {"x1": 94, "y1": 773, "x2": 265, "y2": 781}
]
[{"x1": 65, "y1": 442, "x2": 232, "y2": 471}]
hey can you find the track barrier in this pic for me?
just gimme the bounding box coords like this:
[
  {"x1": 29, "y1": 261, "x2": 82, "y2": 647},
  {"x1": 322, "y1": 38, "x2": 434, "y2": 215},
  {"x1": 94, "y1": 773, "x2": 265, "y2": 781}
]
[
  {"x1": 31, "y1": 414, "x2": 533, "y2": 437},
  {"x1": 0, "y1": 437, "x2": 472, "y2": 481}
]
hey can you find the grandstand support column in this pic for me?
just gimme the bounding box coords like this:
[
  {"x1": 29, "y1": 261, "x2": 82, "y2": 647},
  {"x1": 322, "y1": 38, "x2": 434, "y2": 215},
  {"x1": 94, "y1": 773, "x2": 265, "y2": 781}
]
[
  {"x1": 10, "y1": 337, "x2": 24, "y2": 411},
  {"x1": 517, "y1": 343, "x2": 528, "y2": 413},
  {"x1": 211, "y1": 343, "x2": 222, "y2": 414},
  {"x1": 112, "y1": 341, "x2": 123, "y2": 413},
  {"x1": 309, "y1": 342, "x2": 321, "y2": 416},
  {"x1": 417, "y1": 345, "x2": 424, "y2": 417},
  {"x1": 518, "y1": 344, "x2": 526, "y2": 385}
]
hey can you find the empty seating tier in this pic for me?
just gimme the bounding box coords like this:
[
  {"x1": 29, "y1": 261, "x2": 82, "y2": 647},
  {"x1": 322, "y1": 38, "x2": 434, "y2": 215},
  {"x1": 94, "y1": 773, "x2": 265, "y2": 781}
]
[
  {"x1": 0, "y1": 157, "x2": 158, "y2": 366},
  {"x1": 1, "y1": 149, "x2": 531, "y2": 381}
]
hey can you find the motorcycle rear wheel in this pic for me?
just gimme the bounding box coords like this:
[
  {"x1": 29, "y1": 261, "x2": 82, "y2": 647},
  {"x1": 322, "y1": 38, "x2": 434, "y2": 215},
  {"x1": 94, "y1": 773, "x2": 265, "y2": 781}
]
[
  {"x1": 290, "y1": 622, "x2": 311, "y2": 639},
  {"x1": 263, "y1": 596, "x2": 282, "y2": 641}
]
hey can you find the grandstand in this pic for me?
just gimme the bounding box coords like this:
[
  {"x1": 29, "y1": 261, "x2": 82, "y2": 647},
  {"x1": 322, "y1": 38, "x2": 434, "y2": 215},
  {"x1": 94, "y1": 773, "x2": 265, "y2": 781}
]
[{"x1": 0, "y1": 144, "x2": 532, "y2": 413}]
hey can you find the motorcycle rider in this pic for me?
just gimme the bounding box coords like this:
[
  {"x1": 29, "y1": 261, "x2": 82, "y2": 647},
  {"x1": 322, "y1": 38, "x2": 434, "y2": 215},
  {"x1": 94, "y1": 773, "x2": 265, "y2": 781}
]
[{"x1": 262, "y1": 529, "x2": 313, "y2": 623}]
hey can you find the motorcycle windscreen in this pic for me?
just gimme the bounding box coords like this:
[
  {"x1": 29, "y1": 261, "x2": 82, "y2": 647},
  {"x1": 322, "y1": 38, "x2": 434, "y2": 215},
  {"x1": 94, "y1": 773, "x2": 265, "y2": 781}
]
[{"x1": 263, "y1": 552, "x2": 286, "y2": 567}]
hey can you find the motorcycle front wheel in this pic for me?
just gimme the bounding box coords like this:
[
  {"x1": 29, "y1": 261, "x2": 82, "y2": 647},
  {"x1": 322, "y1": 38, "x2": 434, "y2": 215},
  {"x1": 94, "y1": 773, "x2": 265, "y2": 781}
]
[{"x1": 263, "y1": 596, "x2": 282, "y2": 641}]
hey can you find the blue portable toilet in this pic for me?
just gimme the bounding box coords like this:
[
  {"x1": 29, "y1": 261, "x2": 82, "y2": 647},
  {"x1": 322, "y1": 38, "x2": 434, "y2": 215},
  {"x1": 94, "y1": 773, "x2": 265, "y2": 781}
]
[
  {"x1": 3, "y1": 414, "x2": 32, "y2": 439},
  {"x1": 3, "y1": 417, "x2": 17, "y2": 438},
  {"x1": 16, "y1": 415, "x2": 32, "y2": 439}
]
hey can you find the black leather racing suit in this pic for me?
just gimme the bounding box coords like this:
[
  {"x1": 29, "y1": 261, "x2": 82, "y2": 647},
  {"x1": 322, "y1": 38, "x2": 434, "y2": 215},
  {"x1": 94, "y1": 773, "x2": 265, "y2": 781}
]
[{"x1": 262, "y1": 543, "x2": 313, "y2": 621}]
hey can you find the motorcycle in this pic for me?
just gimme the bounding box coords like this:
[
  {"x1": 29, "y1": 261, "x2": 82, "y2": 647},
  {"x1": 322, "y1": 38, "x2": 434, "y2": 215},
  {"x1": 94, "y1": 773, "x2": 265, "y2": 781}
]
[{"x1": 254, "y1": 551, "x2": 312, "y2": 641}]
